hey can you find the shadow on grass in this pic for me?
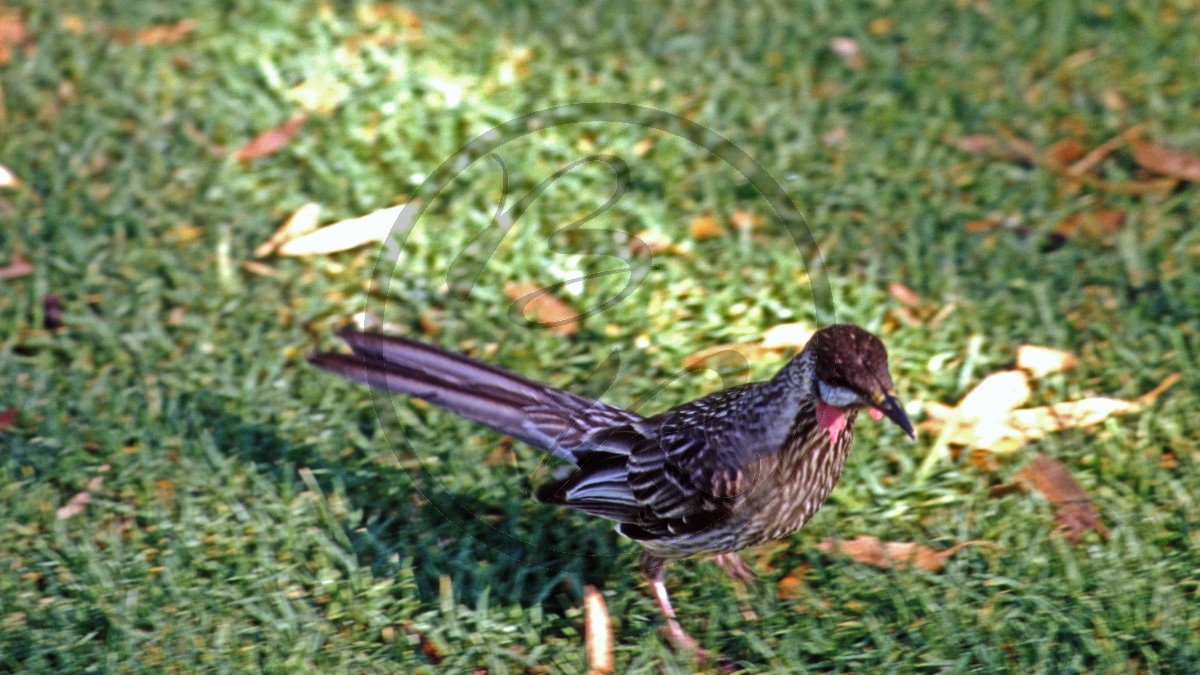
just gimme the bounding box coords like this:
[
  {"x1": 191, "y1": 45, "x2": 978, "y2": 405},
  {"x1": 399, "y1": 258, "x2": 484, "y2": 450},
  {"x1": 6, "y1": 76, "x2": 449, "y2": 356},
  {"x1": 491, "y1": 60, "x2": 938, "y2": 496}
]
[{"x1": 176, "y1": 392, "x2": 630, "y2": 614}]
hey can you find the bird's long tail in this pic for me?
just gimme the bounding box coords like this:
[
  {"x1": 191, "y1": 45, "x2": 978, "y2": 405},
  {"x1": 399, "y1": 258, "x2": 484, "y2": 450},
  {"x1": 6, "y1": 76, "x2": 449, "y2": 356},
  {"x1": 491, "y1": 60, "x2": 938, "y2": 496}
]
[{"x1": 307, "y1": 329, "x2": 643, "y2": 463}]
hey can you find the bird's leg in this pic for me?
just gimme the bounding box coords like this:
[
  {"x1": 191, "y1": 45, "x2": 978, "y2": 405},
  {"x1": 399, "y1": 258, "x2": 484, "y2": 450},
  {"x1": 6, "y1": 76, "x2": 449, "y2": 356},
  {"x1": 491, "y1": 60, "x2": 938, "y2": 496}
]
[
  {"x1": 641, "y1": 553, "x2": 702, "y2": 654},
  {"x1": 712, "y1": 551, "x2": 756, "y2": 583}
]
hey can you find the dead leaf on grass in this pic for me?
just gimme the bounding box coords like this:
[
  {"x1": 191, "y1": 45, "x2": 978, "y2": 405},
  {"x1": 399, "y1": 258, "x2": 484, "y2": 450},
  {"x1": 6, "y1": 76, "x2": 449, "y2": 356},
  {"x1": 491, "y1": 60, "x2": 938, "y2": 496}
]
[
  {"x1": 1014, "y1": 453, "x2": 1108, "y2": 542},
  {"x1": 583, "y1": 585, "x2": 613, "y2": 673},
  {"x1": 1053, "y1": 209, "x2": 1126, "y2": 241},
  {"x1": 760, "y1": 322, "x2": 814, "y2": 349},
  {"x1": 682, "y1": 343, "x2": 769, "y2": 371},
  {"x1": 1130, "y1": 141, "x2": 1200, "y2": 181},
  {"x1": 1044, "y1": 138, "x2": 1087, "y2": 170},
  {"x1": 0, "y1": 163, "x2": 21, "y2": 188},
  {"x1": 277, "y1": 204, "x2": 409, "y2": 256},
  {"x1": 956, "y1": 370, "x2": 1032, "y2": 420},
  {"x1": 684, "y1": 323, "x2": 814, "y2": 371},
  {"x1": 926, "y1": 371, "x2": 1178, "y2": 453},
  {"x1": 887, "y1": 282, "x2": 923, "y2": 308},
  {"x1": 0, "y1": 8, "x2": 29, "y2": 66},
  {"x1": 255, "y1": 202, "x2": 322, "y2": 257},
  {"x1": 1066, "y1": 126, "x2": 1144, "y2": 176},
  {"x1": 688, "y1": 214, "x2": 724, "y2": 240},
  {"x1": 730, "y1": 210, "x2": 765, "y2": 231},
  {"x1": 0, "y1": 253, "x2": 33, "y2": 280},
  {"x1": 234, "y1": 115, "x2": 307, "y2": 162},
  {"x1": 56, "y1": 491, "x2": 92, "y2": 520},
  {"x1": 117, "y1": 19, "x2": 198, "y2": 46},
  {"x1": 816, "y1": 536, "x2": 993, "y2": 572},
  {"x1": 1016, "y1": 345, "x2": 1078, "y2": 377},
  {"x1": 504, "y1": 282, "x2": 580, "y2": 335}
]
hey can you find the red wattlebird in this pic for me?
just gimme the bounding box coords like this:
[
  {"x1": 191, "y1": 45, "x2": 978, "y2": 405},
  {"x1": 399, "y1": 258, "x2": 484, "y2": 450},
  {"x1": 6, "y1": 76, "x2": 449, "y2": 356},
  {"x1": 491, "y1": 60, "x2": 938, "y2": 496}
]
[{"x1": 309, "y1": 323, "x2": 915, "y2": 651}]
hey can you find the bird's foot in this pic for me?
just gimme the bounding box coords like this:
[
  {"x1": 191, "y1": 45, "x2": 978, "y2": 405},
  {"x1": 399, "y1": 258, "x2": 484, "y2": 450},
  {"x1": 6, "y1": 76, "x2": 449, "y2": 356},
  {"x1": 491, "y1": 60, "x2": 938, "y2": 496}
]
[
  {"x1": 659, "y1": 618, "x2": 705, "y2": 657},
  {"x1": 713, "y1": 551, "x2": 757, "y2": 583}
]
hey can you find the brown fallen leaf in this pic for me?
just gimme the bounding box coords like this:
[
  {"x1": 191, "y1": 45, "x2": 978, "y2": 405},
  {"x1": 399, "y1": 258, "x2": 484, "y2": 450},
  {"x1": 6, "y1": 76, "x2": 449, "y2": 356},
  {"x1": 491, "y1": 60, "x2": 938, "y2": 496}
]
[
  {"x1": 1015, "y1": 453, "x2": 1108, "y2": 542},
  {"x1": 682, "y1": 343, "x2": 768, "y2": 372},
  {"x1": 964, "y1": 218, "x2": 1002, "y2": 233},
  {"x1": 504, "y1": 282, "x2": 580, "y2": 335},
  {"x1": 0, "y1": 253, "x2": 33, "y2": 280},
  {"x1": 1044, "y1": 138, "x2": 1087, "y2": 171},
  {"x1": 1066, "y1": 126, "x2": 1144, "y2": 176},
  {"x1": 1130, "y1": 141, "x2": 1200, "y2": 181},
  {"x1": 730, "y1": 210, "x2": 765, "y2": 231},
  {"x1": 117, "y1": 19, "x2": 198, "y2": 45},
  {"x1": 1053, "y1": 210, "x2": 1126, "y2": 240},
  {"x1": 56, "y1": 491, "x2": 92, "y2": 520},
  {"x1": 887, "y1": 282, "x2": 923, "y2": 308},
  {"x1": 0, "y1": 8, "x2": 28, "y2": 66},
  {"x1": 688, "y1": 214, "x2": 724, "y2": 240},
  {"x1": 776, "y1": 564, "x2": 810, "y2": 600},
  {"x1": 241, "y1": 260, "x2": 278, "y2": 277},
  {"x1": 956, "y1": 135, "x2": 1000, "y2": 155},
  {"x1": 277, "y1": 204, "x2": 409, "y2": 256},
  {"x1": 992, "y1": 128, "x2": 1040, "y2": 163},
  {"x1": 816, "y1": 536, "x2": 993, "y2": 572},
  {"x1": 234, "y1": 115, "x2": 307, "y2": 162},
  {"x1": 255, "y1": 202, "x2": 322, "y2": 257},
  {"x1": 583, "y1": 585, "x2": 613, "y2": 674},
  {"x1": 1137, "y1": 372, "x2": 1181, "y2": 406},
  {"x1": 1016, "y1": 345, "x2": 1078, "y2": 378}
]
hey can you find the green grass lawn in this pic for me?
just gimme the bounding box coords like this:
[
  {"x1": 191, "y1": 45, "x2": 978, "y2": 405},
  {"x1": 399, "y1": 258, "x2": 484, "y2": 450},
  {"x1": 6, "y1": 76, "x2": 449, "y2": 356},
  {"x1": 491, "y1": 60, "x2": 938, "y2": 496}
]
[{"x1": 2, "y1": 1, "x2": 1199, "y2": 672}]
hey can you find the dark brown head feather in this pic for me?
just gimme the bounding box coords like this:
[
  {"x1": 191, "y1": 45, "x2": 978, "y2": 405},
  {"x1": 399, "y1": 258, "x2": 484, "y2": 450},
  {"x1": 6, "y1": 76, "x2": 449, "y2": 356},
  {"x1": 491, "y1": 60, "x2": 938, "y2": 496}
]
[{"x1": 810, "y1": 324, "x2": 895, "y2": 397}]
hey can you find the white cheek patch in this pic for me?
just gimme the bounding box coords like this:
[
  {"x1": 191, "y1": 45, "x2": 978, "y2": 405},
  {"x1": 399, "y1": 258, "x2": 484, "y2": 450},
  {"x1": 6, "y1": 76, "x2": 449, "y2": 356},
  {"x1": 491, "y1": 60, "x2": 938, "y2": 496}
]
[{"x1": 818, "y1": 381, "x2": 860, "y2": 408}]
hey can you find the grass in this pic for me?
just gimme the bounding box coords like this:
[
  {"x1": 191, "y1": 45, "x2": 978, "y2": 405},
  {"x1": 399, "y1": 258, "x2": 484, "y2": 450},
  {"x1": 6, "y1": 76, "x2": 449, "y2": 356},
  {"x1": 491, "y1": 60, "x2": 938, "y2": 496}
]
[{"x1": 2, "y1": 0, "x2": 1199, "y2": 672}]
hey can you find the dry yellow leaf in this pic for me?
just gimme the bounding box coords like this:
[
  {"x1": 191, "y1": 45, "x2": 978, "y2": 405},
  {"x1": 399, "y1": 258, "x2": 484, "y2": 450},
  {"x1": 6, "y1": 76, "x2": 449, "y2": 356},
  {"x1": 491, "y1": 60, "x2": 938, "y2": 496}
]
[
  {"x1": 682, "y1": 343, "x2": 775, "y2": 371},
  {"x1": 0, "y1": 163, "x2": 20, "y2": 188},
  {"x1": 255, "y1": 203, "x2": 322, "y2": 257},
  {"x1": 277, "y1": 205, "x2": 409, "y2": 256},
  {"x1": 1016, "y1": 345, "x2": 1078, "y2": 377},
  {"x1": 688, "y1": 214, "x2": 724, "y2": 240},
  {"x1": 760, "y1": 322, "x2": 814, "y2": 348},
  {"x1": 730, "y1": 210, "x2": 764, "y2": 231},
  {"x1": 955, "y1": 370, "x2": 1031, "y2": 420},
  {"x1": 504, "y1": 282, "x2": 580, "y2": 335},
  {"x1": 632, "y1": 137, "x2": 655, "y2": 157},
  {"x1": 929, "y1": 372, "x2": 1177, "y2": 453},
  {"x1": 1007, "y1": 398, "x2": 1141, "y2": 438},
  {"x1": 816, "y1": 536, "x2": 992, "y2": 572},
  {"x1": 583, "y1": 585, "x2": 613, "y2": 673}
]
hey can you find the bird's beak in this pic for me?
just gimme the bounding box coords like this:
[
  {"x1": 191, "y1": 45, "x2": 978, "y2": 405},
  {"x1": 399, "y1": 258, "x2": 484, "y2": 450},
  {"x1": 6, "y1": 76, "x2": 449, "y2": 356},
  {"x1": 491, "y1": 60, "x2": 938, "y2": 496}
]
[{"x1": 875, "y1": 392, "x2": 916, "y2": 440}]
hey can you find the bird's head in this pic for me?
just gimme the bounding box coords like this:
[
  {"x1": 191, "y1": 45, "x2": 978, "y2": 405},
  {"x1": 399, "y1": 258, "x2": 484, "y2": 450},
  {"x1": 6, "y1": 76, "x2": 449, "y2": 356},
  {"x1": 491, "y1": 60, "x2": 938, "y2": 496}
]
[{"x1": 810, "y1": 324, "x2": 916, "y2": 440}]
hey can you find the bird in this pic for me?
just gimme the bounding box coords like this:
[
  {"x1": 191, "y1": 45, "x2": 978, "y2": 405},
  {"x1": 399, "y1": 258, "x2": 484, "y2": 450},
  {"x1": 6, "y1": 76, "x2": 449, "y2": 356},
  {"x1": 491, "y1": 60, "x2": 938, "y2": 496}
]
[{"x1": 308, "y1": 323, "x2": 915, "y2": 651}]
